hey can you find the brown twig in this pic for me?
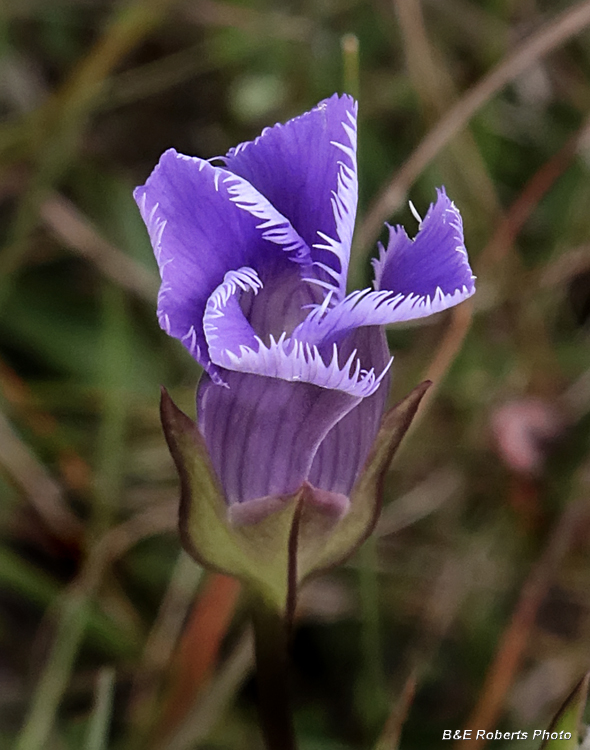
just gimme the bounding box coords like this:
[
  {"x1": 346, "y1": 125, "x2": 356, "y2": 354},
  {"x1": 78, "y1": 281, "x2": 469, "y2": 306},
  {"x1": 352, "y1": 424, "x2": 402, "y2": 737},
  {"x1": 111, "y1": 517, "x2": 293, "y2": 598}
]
[
  {"x1": 182, "y1": 0, "x2": 312, "y2": 42},
  {"x1": 125, "y1": 552, "x2": 203, "y2": 740},
  {"x1": 395, "y1": 299, "x2": 474, "y2": 449},
  {"x1": 374, "y1": 670, "x2": 417, "y2": 750},
  {"x1": 459, "y1": 497, "x2": 590, "y2": 750},
  {"x1": 392, "y1": 0, "x2": 499, "y2": 218},
  {"x1": 0, "y1": 409, "x2": 83, "y2": 541},
  {"x1": 159, "y1": 627, "x2": 254, "y2": 750},
  {"x1": 401, "y1": 104, "x2": 590, "y2": 431},
  {"x1": 153, "y1": 574, "x2": 241, "y2": 746},
  {"x1": 374, "y1": 547, "x2": 476, "y2": 750},
  {"x1": 0, "y1": 358, "x2": 92, "y2": 495},
  {"x1": 539, "y1": 244, "x2": 590, "y2": 289},
  {"x1": 358, "y1": 0, "x2": 590, "y2": 252},
  {"x1": 418, "y1": 300, "x2": 474, "y2": 420},
  {"x1": 40, "y1": 193, "x2": 159, "y2": 303},
  {"x1": 478, "y1": 114, "x2": 590, "y2": 271},
  {"x1": 0, "y1": 0, "x2": 178, "y2": 311}
]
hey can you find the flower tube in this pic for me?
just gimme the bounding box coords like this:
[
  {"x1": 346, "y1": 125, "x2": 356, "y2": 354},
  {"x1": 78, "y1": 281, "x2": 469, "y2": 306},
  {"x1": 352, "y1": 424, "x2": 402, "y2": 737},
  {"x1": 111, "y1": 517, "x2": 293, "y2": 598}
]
[{"x1": 135, "y1": 94, "x2": 475, "y2": 611}]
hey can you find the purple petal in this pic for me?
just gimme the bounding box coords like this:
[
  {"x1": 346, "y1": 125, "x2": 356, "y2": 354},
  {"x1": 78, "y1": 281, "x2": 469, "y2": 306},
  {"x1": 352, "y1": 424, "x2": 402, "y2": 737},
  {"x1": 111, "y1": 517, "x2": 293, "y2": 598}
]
[
  {"x1": 308, "y1": 327, "x2": 391, "y2": 495},
  {"x1": 373, "y1": 188, "x2": 475, "y2": 307},
  {"x1": 134, "y1": 149, "x2": 312, "y2": 375},
  {"x1": 197, "y1": 371, "x2": 360, "y2": 505},
  {"x1": 202, "y1": 267, "x2": 389, "y2": 397},
  {"x1": 237, "y1": 258, "x2": 322, "y2": 342},
  {"x1": 293, "y1": 188, "x2": 475, "y2": 346},
  {"x1": 223, "y1": 94, "x2": 358, "y2": 302}
]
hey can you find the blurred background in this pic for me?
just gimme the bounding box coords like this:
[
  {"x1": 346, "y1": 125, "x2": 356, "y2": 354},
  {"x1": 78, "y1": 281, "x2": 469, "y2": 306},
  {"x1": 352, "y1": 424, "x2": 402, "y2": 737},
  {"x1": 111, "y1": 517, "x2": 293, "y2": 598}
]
[{"x1": 2, "y1": 0, "x2": 590, "y2": 748}]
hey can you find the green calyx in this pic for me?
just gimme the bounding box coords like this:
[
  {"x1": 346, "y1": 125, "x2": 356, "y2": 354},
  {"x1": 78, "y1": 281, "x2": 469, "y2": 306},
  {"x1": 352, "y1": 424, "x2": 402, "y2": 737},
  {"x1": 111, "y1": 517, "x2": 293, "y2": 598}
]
[{"x1": 160, "y1": 381, "x2": 430, "y2": 619}]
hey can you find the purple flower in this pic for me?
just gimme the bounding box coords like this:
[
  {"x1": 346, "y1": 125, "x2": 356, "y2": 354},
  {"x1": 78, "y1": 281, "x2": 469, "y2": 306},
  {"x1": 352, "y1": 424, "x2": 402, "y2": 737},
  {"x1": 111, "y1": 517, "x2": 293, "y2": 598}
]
[{"x1": 135, "y1": 94, "x2": 474, "y2": 521}]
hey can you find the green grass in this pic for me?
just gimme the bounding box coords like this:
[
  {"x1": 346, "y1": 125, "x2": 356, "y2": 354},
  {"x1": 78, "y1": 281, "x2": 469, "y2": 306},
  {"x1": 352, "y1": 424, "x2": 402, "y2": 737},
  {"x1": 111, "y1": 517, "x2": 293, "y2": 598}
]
[{"x1": 3, "y1": 1, "x2": 590, "y2": 748}]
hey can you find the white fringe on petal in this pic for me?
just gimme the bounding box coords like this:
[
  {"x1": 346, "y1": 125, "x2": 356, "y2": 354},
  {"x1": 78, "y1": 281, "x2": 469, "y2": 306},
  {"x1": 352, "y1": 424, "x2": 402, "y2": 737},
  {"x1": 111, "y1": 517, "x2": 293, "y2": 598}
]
[{"x1": 202, "y1": 267, "x2": 391, "y2": 398}]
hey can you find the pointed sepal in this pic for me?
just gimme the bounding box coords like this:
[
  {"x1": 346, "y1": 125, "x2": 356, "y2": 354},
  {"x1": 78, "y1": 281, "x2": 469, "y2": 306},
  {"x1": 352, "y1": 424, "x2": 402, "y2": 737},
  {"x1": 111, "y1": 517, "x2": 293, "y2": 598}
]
[
  {"x1": 161, "y1": 381, "x2": 430, "y2": 620},
  {"x1": 161, "y1": 387, "x2": 299, "y2": 613},
  {"x1": 540, "y1": 673, "x2": 590, "y2": 748},
  {"x1": 294, "y1": 381, "x2": 431, "y2": 584}
]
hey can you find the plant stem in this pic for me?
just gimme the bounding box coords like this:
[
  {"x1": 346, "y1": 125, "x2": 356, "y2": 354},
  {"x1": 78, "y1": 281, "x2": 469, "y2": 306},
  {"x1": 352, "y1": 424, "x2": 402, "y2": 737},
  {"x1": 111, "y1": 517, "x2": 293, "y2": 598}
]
[
  {"x1": 359, "y1": 538, "x2": 386, "y2": 731},
  {"x1": 251, "y1": 599, "x2": 297, "y2": 750}
]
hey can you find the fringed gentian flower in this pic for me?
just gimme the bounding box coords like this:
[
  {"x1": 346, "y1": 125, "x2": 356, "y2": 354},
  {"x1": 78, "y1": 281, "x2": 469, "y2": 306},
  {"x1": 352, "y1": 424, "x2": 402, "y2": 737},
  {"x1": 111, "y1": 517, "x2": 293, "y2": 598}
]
[{"x1": 135, "y1": 94, "x2": 475, "y2": 612}]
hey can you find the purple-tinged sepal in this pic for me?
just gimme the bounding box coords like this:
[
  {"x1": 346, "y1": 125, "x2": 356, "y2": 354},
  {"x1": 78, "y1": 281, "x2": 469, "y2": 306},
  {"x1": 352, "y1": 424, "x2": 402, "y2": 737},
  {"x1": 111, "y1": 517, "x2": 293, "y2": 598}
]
[
  {"x1": 161, "y1": 381, "x2": 430, "y2": 618},
  {"x1": 295, "y1": 380, "x2": 431, "y2": 584},
  {"x1": 161, "y1": 387, "x2": 300, "y2": 612}
]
